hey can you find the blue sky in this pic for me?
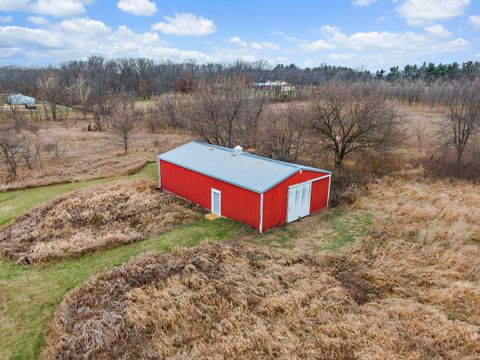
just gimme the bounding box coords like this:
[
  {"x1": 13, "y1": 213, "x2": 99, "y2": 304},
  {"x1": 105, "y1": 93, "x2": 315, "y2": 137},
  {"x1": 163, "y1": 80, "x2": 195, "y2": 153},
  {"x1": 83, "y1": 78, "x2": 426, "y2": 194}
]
[{"x1": 0, "y1": 0, "x2": 479, "y2": 70}]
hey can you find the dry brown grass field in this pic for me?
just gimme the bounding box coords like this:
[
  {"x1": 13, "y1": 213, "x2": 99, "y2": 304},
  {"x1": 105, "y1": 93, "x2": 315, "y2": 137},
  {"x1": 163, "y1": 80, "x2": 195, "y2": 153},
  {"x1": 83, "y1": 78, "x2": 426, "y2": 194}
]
[
  {"x1": 0, "y1": 179, "x2": 200, "y2": 264},
  {"x1": 42, "y1": 172, "x2": 480, "y2": 359},
  {"x1": 0, "y1": 118, "x2": 193, "y2": 191},
  {"x1": 3, "y1": 101, "x2": 480, "y2": 359},
  {"x1": 397, "y1": 104, "x2": 440, "y2": 149}
]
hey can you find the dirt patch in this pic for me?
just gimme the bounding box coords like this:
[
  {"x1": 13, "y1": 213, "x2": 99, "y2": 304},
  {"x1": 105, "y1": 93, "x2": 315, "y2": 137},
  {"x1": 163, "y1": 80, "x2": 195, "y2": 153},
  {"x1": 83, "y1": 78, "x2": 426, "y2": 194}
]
[
  {"x1": 0, "y1": 180, "x2": 200, "y2": 264},
  {"x1": 42, "y1": 242, "x2": 479, "y2": 360}
]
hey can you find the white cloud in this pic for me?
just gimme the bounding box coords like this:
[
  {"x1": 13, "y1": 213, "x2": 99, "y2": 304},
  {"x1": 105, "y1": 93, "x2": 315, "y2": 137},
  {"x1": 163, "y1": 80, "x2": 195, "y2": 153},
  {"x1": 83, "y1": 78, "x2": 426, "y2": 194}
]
[
  {"x1": 152, "y1": 13, "x2": 216, "y2": 36},
  {"x1": 0, "y1": 16, "x2": 13, "y2": 22},
  {"x1": 59, "y1": 18, "x2": 111, "y2": 36},
  {"x1": 444, "y1": 38, "x2": 468, "y2": 48},
  {"x1": 117, "y1": 0, "x2": 157, "y2": 16},
  {"x1": 300, "y1": 25, "x2": 468, "y2": 65},
  {"x1": 352, "y1": 0, "x2": 376, "y2": 7},
  {"x1": 228, "y1": 36, "x2": 247, "y2": 47},
  {"x1": 396, "y1": 0, "x2": 470, "y2": 25},
  {"x1": 469, "y1": 15, "x2": 480, "y2": 29},
  {"x1": 424, "y1": 24, "x2": 451, "y2": 37},
  {"x1": 0, "y1": 18, "x2": 281, "y2": 66},
  {"x1": 329, "y1": 53, "x2": 355, "y2": 61},
  {"x1": 229, "y1": 37, "x2": 279, "y2": 51},
  {"x1": 300, "y1": 39, "x2": 335, "y2": 51},
  {"x1": 271, "y1": 30, "x2": 301, "y2": 43},
  {"x1": 27, "y1": 16, "x2": 50, "y2": 25},
  {"x1": 0, "y1": 0, "x2": 93, "y2": 17},
  {"x1": 0, "y1": 17, "x2": 282, "y2": 66},
  {"x1": 250, "y1": 41, "x2": 279, "y2": 50},
  {"x1": 0, "y1": 19, "x2": 219, "y2": 64},
  {"x1": 0, "y1": 26, "x2": 66, "y2": 48},
  {"x1": 0, "y1": 0, "x2": 30, "y2": 12}
]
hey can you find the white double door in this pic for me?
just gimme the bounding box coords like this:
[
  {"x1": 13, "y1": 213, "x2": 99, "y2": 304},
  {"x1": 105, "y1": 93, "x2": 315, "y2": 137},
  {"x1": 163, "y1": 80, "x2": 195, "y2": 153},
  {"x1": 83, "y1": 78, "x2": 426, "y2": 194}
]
[{"x1": 287, "y1": 182, "x2": 312, "y2": 223}]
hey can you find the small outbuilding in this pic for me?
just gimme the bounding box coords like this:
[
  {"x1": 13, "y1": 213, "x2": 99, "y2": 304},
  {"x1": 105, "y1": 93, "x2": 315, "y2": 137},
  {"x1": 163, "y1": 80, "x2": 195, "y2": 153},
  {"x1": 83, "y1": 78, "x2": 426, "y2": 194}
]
[
  {"x1": 7, "y1": 94, "x2": 36, "y2": 109},
  {"x1": 157, "y1": 141, "x2": 332, "y2": 233}
]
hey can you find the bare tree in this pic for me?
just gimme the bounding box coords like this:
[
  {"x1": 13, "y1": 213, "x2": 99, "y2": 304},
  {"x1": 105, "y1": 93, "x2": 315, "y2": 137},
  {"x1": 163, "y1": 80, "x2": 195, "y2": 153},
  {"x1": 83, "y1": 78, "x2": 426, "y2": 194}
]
[
  {"x1": 441, "y1": 80, "x2": 480, "y2": 168},
  {"x1": 29, "y1": 108, "x2": 43, "y2": 122},
  {"x1": 261, "y1": 103, "x2": 310, "y2": 162},
  {"x1": 0, "y1": 117, "x2": 42, "y2": 179},
  {"x1": 311, "y1": 81, "x2": 401, "y2": 168},
  {"x1": 19, "y1": 134, "x2": 39, "y2": 170},
  {"x1": 92, "y1": 97, "x2": 115, "y2": 131},
  {"x1": 190, "y1": 75, "x2": 250, "y2": 147},
  {"x1": 71, "y1": 76, "x2": 91, "y2": 119},
  {"x1": 13, "y1": 115, "x2": 38, "y2": 134},
  {"x1": 43, "y1": 138, "x2": 61, "y2": 160},
  {"x1": 0, "y1": 106, "x2": 6, "y2": 123},
  {"x1": 145, "y1": 94, "x2": 182, "y2": 133},
  {"x1": 110, "y1": 93, "x2": 141, "y2": 154},
  {"x1": 241, "y1": 90, "x2": 267, "y2": 150},
  {"x1": 413, "y1": 118, "x2": 426, "y2": 149},
  {"x1": 6, "y1": 97, "x2": 19, "y2": 115},
  {"x1": 0, "y1": 126, "x2": 22, "y2": 180},
  {"x1": 145, "y1": 102, "x2": 163, "y2": 133},
  {"x1": 38, "y1": 71, "x2": 68, "y2": 121}
]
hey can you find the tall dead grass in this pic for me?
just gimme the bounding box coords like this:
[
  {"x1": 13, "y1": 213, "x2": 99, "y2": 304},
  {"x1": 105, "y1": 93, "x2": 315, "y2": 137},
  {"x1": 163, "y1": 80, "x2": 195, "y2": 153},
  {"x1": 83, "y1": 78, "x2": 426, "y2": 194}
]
[
  {"x1": 42, "y1": 176, "x2": 480, "y2": 359},
  {"x1": 353, "y1": 177, "x2": 480, "y2": 329},
  {"x1": 0, "y1": 180, "x2": 200, "y2": 264}
]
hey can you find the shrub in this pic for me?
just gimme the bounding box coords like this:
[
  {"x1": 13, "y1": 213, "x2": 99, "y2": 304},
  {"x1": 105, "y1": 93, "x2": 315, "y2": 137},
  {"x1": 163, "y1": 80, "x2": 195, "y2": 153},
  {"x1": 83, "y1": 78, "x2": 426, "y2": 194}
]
[{"x1": 422, "y1": 151, "x2": 480, "y2": 181}]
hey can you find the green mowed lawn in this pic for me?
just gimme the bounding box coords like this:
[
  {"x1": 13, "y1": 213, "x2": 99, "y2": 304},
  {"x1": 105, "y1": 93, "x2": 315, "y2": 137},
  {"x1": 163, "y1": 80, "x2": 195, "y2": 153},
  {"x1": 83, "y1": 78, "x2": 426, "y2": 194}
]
[{"x1": 0, "y1": 161, "x2": 371, "y2": 359}]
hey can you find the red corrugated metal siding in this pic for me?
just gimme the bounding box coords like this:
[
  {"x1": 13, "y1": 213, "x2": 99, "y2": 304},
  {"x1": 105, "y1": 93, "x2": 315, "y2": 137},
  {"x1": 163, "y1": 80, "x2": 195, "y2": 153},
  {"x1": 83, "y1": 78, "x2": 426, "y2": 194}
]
[
  {"x1": 310, "y1": 176, "x2": 330, "y2": 212},
  {"x1": 262, "y1": 170, "x2": 330, "y2": 231},
  {"x1": 160, "y1": 160, "x2": 260, "y2": 229}
]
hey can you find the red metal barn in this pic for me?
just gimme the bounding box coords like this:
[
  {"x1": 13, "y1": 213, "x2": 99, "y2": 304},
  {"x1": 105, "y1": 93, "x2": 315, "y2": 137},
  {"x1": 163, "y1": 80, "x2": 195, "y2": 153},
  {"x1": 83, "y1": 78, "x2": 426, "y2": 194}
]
[{"x1": 157, "y1": 141, "x2": 332, "y2": 233}]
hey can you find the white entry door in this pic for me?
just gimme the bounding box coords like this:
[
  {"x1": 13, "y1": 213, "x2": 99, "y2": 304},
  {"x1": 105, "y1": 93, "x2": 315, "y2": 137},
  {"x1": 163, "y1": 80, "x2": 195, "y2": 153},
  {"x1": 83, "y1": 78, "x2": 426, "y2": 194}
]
[
  {"x1": 211, "y1": 189, "x2": 221, "y2": 216},
  {"x1": 287, "y1": 182, "x2": 311, "y2": 223}
]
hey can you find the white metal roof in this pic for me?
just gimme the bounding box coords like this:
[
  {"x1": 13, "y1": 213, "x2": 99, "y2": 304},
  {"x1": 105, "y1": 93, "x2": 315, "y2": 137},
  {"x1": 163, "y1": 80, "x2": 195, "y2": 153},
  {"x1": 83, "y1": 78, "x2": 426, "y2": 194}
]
[
  {"x1": 8, "y1": 94, "x2": 35, "y2": 107},
  {"x1": 157, "y1": 141, "x2": 331, "y2": 193}
]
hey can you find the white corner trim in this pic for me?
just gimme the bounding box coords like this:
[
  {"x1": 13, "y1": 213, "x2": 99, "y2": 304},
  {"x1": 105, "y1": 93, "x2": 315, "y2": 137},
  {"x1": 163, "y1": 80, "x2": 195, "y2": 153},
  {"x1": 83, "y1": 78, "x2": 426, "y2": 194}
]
[
  {"x1": 259, "y1": 193, "x2": 264, "y2": 233},
  {"x1": 327, "y1": 174, "x2": 332, "y2": 207},
  {"x1": 157, "y1": 159, "x2": 161, "y2": 189}
]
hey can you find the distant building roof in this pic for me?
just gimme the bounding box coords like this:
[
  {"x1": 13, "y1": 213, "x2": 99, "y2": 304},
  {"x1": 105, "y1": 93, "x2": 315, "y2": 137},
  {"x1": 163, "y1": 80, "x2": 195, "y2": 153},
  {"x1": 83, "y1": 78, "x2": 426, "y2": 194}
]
[
  {"x1": 8, "y1": 94, "x2": 35, "y2": 107},
  {"x1": 253, "y1": 81, "x2": 290, "y2": 87},
  {"x1": 157, "y1": 141, "x2": 331, "y2": 193}
]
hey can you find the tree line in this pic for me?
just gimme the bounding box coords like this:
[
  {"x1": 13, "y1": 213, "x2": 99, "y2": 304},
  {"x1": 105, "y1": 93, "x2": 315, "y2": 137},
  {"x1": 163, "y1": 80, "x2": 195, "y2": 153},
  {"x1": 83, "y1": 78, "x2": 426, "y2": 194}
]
[
  {"x1": 3, "y1": 56, "x2": 480, "y2": 99},
  {"x1": 376, "y1": 61, "x2": 480, "y2": 81}
]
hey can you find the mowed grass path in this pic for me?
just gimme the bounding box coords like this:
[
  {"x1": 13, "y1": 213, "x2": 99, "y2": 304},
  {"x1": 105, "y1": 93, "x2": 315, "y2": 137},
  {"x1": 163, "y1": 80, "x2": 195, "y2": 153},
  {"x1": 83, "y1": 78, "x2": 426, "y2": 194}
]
[{"x1": 0, "y1": 162, "x2": 248, "y2": 359}]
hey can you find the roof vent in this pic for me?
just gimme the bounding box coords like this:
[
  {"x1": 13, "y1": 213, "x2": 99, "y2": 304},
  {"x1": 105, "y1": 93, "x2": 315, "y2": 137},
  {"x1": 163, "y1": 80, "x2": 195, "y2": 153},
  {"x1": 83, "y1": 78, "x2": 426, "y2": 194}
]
[{"x1": 233, "y1": 145, "x2": 244, "y2": 154}]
